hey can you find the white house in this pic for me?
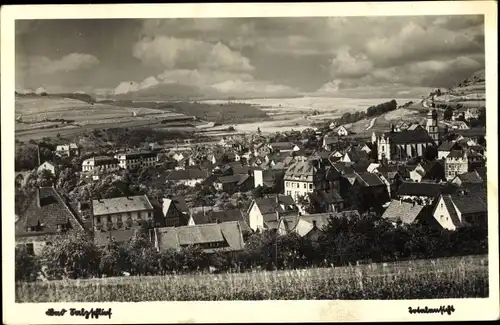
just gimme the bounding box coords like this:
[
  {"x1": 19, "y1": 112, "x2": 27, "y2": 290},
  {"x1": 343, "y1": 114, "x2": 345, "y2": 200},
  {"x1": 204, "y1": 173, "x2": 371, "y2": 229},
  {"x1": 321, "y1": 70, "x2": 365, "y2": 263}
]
[
  {"x1": 432, "y1": 192, "x2": 487, "y2": 230},
  {"x1": 247, "y1": 195, "x2": 298, "y2": 232},
  {"x1": 37, "y1": 161, "x2": 57, "y2": 176},
  {"x1": 81, "y1": 156, "x2": 119, "y2": 173},
  {"x1": 165, "y1": 169, "x2": 209, "y2": 187},
  {"x1": 336, "y1": 125, "x2": 350, "y2": 137}
]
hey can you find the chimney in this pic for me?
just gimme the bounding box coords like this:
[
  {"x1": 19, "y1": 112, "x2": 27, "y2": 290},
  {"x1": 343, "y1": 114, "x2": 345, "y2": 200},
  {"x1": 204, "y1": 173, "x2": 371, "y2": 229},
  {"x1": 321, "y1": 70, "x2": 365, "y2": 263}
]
[{"x1": 36, "y1": 188, "x2": 41, "y2": 207}]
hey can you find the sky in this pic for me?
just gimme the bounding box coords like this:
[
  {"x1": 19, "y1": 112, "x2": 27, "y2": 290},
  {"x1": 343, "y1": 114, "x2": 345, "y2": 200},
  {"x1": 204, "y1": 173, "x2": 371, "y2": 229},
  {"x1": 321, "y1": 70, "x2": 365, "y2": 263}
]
[{"x1": 15, "y1": 15, "x2": 485, "y2": 99}]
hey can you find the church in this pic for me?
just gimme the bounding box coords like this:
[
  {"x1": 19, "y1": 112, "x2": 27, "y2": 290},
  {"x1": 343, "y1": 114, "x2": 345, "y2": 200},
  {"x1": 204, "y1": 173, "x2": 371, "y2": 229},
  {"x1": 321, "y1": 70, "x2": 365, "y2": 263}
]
[{"x1": 372, "y1": 109, "x2": 439, "y2": 162}]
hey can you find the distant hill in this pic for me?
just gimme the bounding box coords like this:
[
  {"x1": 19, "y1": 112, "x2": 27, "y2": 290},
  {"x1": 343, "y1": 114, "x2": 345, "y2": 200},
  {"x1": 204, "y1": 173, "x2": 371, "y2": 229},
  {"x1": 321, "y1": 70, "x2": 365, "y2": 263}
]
[
  {"x1": 15, "y1": 92, "x2": 96, "y2": 105},
  {"x1": 429, "y1": 70, "x2": 486, "y2": 109}
]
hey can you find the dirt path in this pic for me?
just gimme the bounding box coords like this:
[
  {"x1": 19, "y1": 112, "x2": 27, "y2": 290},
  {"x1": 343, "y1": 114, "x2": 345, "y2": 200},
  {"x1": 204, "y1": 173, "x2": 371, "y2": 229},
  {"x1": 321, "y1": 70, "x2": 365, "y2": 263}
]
[{"x1": 366, "y1": 117, "x2": 377, "y2": 130}]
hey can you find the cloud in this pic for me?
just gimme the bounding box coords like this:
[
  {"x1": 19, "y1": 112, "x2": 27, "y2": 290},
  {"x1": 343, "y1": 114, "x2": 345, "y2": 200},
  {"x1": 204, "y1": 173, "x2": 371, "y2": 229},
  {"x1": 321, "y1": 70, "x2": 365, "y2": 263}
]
[
  {"x1": 329, "y1": 47, "x2": 373, "y2": 78},
  {"x1": 132, "y1": 36, "x2": 254, "y2": 72},
  {"x1": 18, "y1": 53, "x2": 100, "y2": 76}
]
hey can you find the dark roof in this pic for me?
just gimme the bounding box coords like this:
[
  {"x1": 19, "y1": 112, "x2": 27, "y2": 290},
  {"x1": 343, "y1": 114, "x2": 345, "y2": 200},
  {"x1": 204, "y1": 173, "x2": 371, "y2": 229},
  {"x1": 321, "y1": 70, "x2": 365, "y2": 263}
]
[
  {"x1": 308, "y1": 189, "x2": 344, "y2": 205},
  {"x1": 453, "y1": 127, "x2": 486, "y2": 138},
  {"x1": 474, "y1": 167, "x2": 487, "y2": 181},
  {"x1": 253, "y1": 195, "x2": 296, "y2": 215},
  {"x1": 119, "y1": 151, "x2": 157, "y2": 159},
  {"x1": 450, "y1": 192, "x2": 487, "y2": 215},
  {"x1": 447, "y1": 150, "x2": 465, "y2": 159},
  {"x1": 384, "y1": 129, "x2": 434, "y2": 145},
  {"x1": 269, "y1": 142, "x2": 295, "y2": 150},
  {"x1": 397, "y1": 181, "x2": 444, "y2": 198},
  {"x1": 442, "y1": 195, "x2": 461, "y2": 227},
  {"x1": 154, "y1": 221, "x2": 245, "y2": 253},
  {"x1": 438, "y1": 141, "x2": 458, "y2": 152},
  {"x1": 356, "y1": 172, "x2": 385, "y2": 187},
  {"x1": 381, "y1": 199, "x2": 425, "y2": 224},
  {"x1": 165, "y1": 169, "x2": 209, "y2": 181},
  {"x1": 201, "y1": 210, "x2": 251, "y2": 232},
  {"x1": 455, "y1": 171, "x2": 484, "y2": 184},
  {"x1": 16, "y1": 187, "x2": 85, "y2": 237}
]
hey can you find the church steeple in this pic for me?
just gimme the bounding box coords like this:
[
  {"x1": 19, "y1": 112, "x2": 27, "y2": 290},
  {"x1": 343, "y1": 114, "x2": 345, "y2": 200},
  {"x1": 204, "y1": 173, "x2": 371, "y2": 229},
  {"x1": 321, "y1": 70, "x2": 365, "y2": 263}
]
[{"x1": 426, "y1": 108, "x2": 439, "y2": 144}]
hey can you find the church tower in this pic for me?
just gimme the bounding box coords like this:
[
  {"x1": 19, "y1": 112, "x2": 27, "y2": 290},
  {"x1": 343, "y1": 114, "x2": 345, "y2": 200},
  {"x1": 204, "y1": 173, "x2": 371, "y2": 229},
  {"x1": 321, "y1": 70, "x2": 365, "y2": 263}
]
[{"x1": 426, "y1": 108, "x2": 439, "y2": 145}]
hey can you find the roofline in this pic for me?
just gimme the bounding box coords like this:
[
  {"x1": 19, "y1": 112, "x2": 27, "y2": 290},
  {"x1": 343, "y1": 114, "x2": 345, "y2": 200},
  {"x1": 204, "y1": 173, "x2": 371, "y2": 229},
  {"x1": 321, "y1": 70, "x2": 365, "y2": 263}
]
[{"x1": 51, "y1": 186, "x2": 85, "y2": 231}]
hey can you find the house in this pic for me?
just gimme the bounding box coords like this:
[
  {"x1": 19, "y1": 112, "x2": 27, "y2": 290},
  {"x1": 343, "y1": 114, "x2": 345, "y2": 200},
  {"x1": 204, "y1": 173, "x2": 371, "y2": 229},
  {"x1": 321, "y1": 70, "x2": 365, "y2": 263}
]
[
  {"x1": 115, "y1": 151, "x2": 158, "y2": 169},
  {"x1": 283, "y1": 160, "x2": 327, "y2": 201},
  {"x1": 322, "y1": 135, "x2": 340, "y2": 151},
  {"x1": 276, "y1": 210, "x2": 360, "y2": 240},
  {"x1": 247, "y1": 195, "x2": 298, "y2": 232},
  {"x1": 381, "y1": 199, "x2": 428, "y2": 225},
  {"x1": 409, "y1": 161, "x2": 445, "y2": 182},
  {"x1": 437, "y1": 141, "x2": 460, "y2": 159},
  {"x1": 351, "y1": 172, "x2": 390, "y2": 212},
  {"x1": 448, "y1": 121, "x2": 469, "y2": 130},
  {"x1": 160, "y1": 197, "x2": 191, "y2": 227},
  {"x1": 187, "y1": 210, "x2": 251, "y2": 233},
  {"x1": 307, "y1": 189, "x2": 345, "y2": 213},
  {"x1": 453, "y1": 127, "x2": 486, "y2": 145},
  {"x1": 340, "y1": 149, "x2": 369, "y2": 164},
  {"x1": 152, "y1": 221, "x2": 245, "y2": 254},
  {"x1": 336, "y1": 125, "x2": 350, "y2": 137},
  {"x1": 165, "y1": 169, "x2": 210, "y2": 187},
  {"x1": 254, "y1": 168, "x2": 285, "y2": 191},
  {"x1": 213, "y1": 174, "x2": 254, "y2": 193},
  {"x1": 450, "y1": 171, "x2": 484, "y2": 187},
  {"x1": 37, "y1": 161, "x2": 57, "y2": 176},
  {"x1": 464, "y1": 107, "x2": 481, "y2": 121},
  {"x1": 81, "y1": 156, "x2": 119, "y2": 173},
  {"x1": 394, "y1": 121, "x2": 410, "y2": 132},
  {"x1": 15, "y1": 187, "x2": 86, "y2": 255},
  {"x1": 172, "y1": 152, "x2": 186, "y2": 162},
  {"x1": 432, "y1": 191, "x2": 487, "y2": 230},
  {"x1": 360, "y1": 143, "x2": 372, "y2": 154},
  {"x1": 92, "y1": 195, "x2": 155, "y2": 247},
  {"x1": 268, "y1": 142, "x2": 299, "y2": 153},
  {"x1": 55, "y1": 143, "x2": 80, "y2": 157},
  {"x1": 396, "y1": 181, "x2": 445, "y2": 205},
  {"x1": 254, "y1": 143, "x2": 273, "y2": 157},
  {"x1": 445, "y1": 149, "x2": 485, "y2": 181}
]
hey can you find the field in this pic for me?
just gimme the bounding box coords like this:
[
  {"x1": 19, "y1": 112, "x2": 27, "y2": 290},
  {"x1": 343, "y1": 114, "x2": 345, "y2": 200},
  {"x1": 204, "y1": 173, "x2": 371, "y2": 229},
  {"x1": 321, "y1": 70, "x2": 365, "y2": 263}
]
[{"x1": 16, "y1": 255, "x2": 488, "y2": 302}]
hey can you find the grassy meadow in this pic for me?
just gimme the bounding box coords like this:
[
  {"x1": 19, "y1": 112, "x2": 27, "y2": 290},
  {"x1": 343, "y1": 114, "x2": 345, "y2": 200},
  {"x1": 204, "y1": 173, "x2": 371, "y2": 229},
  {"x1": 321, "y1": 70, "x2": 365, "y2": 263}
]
[{"x1": 16, "y1": 255, "x2": 488, "y2": 302}]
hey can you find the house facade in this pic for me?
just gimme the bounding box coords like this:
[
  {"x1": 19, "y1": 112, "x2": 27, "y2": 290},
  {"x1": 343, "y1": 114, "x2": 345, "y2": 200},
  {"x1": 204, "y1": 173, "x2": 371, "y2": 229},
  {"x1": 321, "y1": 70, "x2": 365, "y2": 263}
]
[
  {"x1": 165, "y1": 169, "x2": 209, "y2": 187},
  {"x1": 81, "y1": 156, "x2": 119, "y2": 173},
  {"x1": 38, "y1": 161, "x2": 57, "y2": 176},
  {"x1": 432, "y1": 192, "x2": 487, "y2": 230},
  {"x1": 55, "y1": 143, "x2": 80, "y2": 157},
  {"x1": 15, "y1": 187, "x2": 87, "y2": 255},
  {"x1": 283, "y1": 161, "x2": 327, "y2": 201},
  {"x1": 115, "y1": 151, "x2": 159, "y2": 169},
  {"x1": 247, "y1": 195, "x2": 298, "y2": 232}
]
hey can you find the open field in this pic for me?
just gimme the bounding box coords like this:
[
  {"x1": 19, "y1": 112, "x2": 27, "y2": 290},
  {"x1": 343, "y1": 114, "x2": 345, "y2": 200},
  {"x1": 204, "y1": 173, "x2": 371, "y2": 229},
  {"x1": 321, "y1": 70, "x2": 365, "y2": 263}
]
[{"x1": 16, "y1": 255, "x2": 488, "y2": 302}]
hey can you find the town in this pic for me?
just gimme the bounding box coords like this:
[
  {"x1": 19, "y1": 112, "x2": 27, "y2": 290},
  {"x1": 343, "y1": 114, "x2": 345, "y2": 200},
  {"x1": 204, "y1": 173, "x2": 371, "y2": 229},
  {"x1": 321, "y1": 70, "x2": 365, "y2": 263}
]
[{"x1": 15, "y1": 100, "x2": 488, "y2": 284}]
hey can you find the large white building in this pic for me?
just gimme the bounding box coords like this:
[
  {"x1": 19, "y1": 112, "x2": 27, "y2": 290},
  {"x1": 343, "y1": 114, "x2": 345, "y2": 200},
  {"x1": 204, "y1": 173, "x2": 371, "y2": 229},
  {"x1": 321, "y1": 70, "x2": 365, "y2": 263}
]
[
  {"x1": 114, "y1": 151, "x2": 159, "y2": 169},
  {"x1": 82, "y1": 156, "x2": 119, "y2": 173},
  {"x1": 425, "y1": 108, "x2": 440, "y2": 145}
]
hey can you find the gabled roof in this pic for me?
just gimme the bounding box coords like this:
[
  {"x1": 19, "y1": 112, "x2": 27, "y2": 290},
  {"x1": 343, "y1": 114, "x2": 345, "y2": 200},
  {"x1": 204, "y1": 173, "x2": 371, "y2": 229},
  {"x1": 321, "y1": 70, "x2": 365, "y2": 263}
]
[
  {"x1": 453, "y1": 171, "x2": 484, "y2": 184},
  {"x1": 253, "y1": 195, "x2": 296, "y2": 215},
  {"x1": 192, "y1": 210, "x2": 251, "y2": 233},
  {"x1": 447, "y1": 150, "x2": 466, "y2": 159},
  {"x1": 94, "y1": 228, "x2": 137, "y2": 246},
  {"x1": 285, "y1": 161, "x2": 318, "y2": 180},
  {"x1": 269, "y1": 142, "x2": 295, "y2": 150},
  {"x1": 453, "y1": 127, "x2": 486, "y2": 138},
  {"x1": 356, "y1": 172, "x2": 385, "y2": 187},
  {"x1": 278, "y1": 210, "x2": 361, "y2": 235},
  {"x1": 474, "y1": 167, "x2": 487, "y2": 181},
  {"x1": 450, "y1": 192, "x2": 487, "y2": 215},
  {"x1": 93, "y1": 195, "x2": 153, "y2": 216},
  {"x1": 154, "y1": 221, "x2": 245, "y2": 253},
  {"x1": 438, "y1": 141, "x2": 458, "y2": 152},
  {"x1": 397, "y1": 181, "x2": 444, "y2": 198},
  {"x1": 381, "y1": 199, "x2": 425, "y2": 224},
  {"x1": 16, "y1": 187, "x2": 85, "y2": 236}
]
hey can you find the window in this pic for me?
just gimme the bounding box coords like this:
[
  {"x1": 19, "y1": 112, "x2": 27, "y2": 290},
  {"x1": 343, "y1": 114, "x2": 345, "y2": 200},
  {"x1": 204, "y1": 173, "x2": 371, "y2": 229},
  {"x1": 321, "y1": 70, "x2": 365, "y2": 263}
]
[
  {"x1": 26, "y1": 243, "x2": 34, "y2": 255},
  {"x1": 107, "y1": 216, "x2": 112, "y2": 223},
  {"x1": 309, "y1": 184, "x2": 313, "y2": 190},
  {"x1": 296, "y1": 182, "x2": 299, "y2": 188},
  {"x1": 440, "y1": 215, "x2": 444, "y2": 221},
  {"x1": 303, "y1": 183, "x2": 306, "y2": 189},
  {"x1": 96, "y1": 216, "x2": 101, "y2": 224}
]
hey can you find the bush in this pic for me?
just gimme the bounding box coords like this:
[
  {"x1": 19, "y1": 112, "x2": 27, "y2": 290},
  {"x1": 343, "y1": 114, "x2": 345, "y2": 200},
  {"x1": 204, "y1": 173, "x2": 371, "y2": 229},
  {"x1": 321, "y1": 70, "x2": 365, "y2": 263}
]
[{"x1": 15, "y1": 247, "x2": 40, "y2": 282}]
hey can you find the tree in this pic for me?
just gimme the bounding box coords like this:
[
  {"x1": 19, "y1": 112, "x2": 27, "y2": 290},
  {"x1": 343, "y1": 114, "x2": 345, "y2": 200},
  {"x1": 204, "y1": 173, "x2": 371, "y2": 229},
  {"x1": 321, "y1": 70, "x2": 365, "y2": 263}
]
[
  {"x1": 41, "y1": 230, "x2": 101, "y2": 279},
  {"x1": 423, "y1": 145, "x2": 438, "y2": 161},
  {"x1": 99, "y1": 240, "x2": 123, "y2": 277},
  {"x1": 122, "y1": 232, "x2": 160, "y2": 275},
  {"x1": 443, "y1": 107, "x2": 453, "y2": 121},
  {"x1": 15, "y1": 247, "x2": 40, "y2": 282}
]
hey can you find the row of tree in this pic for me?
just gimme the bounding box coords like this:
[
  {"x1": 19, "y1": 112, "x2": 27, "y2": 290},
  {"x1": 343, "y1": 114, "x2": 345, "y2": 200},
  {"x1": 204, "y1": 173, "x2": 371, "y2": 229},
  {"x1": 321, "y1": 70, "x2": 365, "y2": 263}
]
[
  {"x1": 334, "y1": 99, "x2": 398, "y2": 126},
  {"x1": 16, "y1": 211, "x2": 487, "y2": 282}
]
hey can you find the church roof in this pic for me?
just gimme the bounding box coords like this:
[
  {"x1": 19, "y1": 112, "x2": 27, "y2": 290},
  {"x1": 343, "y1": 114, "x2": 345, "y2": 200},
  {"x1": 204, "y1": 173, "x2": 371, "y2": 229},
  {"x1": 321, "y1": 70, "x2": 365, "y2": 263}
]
[{"x1": 383, "y1": 129, "x2": 434, "y2": 145}]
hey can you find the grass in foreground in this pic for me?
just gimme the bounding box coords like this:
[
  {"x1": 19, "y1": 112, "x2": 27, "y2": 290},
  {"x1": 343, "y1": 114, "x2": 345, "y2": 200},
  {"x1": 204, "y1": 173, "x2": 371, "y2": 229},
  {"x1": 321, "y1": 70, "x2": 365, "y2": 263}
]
[{"x1": 16, "y1": 256, "x2": 488, "y2": 302}]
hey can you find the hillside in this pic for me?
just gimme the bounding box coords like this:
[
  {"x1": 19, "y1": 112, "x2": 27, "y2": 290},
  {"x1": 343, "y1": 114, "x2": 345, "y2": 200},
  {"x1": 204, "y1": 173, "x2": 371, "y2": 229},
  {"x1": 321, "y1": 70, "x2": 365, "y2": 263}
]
[{"x1": 432, "y1": 70, "x2": 486, "y2": 109}]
